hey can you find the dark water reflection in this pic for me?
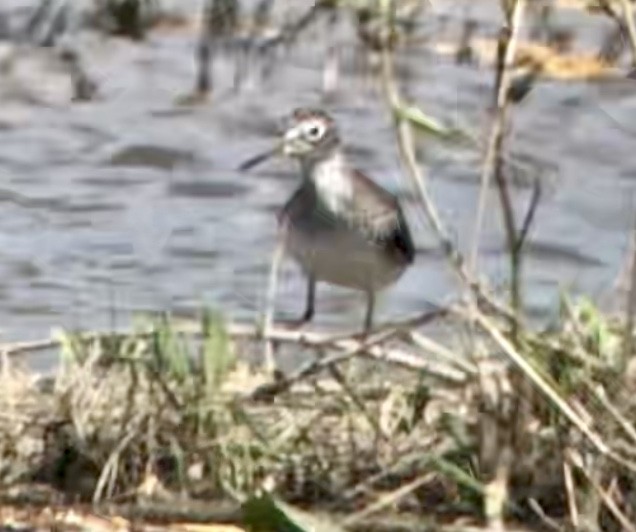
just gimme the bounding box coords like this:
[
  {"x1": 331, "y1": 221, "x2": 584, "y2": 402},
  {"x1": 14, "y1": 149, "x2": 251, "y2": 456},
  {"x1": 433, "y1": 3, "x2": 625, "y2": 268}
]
[{"x1": 0, "y1": 1, "x2": 635, "y2": 371}]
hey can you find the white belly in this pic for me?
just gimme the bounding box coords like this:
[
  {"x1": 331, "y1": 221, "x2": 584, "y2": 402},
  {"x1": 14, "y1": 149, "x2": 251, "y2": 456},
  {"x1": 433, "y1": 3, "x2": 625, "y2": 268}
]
[{"x1": 285, "y1": 223, "x2": 407, "y2": 291}]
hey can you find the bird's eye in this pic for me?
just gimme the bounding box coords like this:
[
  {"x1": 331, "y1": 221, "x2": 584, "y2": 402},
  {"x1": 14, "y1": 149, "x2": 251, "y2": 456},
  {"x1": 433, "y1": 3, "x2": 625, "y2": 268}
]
[{"x1": 306, "y1": 123, "x2": 323, "y2": 140}]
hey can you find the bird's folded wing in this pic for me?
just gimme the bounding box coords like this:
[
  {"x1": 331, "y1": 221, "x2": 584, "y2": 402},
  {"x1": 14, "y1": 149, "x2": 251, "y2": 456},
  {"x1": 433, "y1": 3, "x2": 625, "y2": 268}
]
[{"x1": 349, "y1": 171, "x2": 414, "y2": 261}]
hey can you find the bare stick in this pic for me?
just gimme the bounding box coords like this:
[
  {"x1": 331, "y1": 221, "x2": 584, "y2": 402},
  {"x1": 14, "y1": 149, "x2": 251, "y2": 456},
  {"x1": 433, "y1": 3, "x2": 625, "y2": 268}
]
[
  {"x1": 262, "y1": 229, "x2": 287, "y2": 375},
  {"x1": 469, "y1": 0, "x2": 526, "y2": 273},
  {"x1": 563, "y1": 457, "x2": 580, "y2": 529},
  {"x1": 194, "y1": 0, "x2": 239, "y2": 96},
  {"x1": 257, "y1": 1, "x2": 327, "y2": 54},
  {"x1": 342, "y1": 473, "x2": 435, "y2": 526},
  {"x1": 513, "y1": 177, "x2": 541, "y2": 255},
  {"x1": 376, "y1": 0, "x2": 521, "y2": 332},
  {"x1": 248, "y1": 322, "x2": 468, "y2": 401},
  {"x1": 567, "y1": 449, "x2": 636, "y2": 532},
  {"x1": 587, "y1": 381, "x2": 636, "y2": 446},
  {"x1": 619, "y1": 0, "x2": 636, "y2": 67},
  {"x1": 249, "y1": 324, "x2": 404, "y2": 401},
  {"x1": 623, "y1": 214, "x2": 636, "y2": 365},
  {"x1": 527, "y1": 498, "x2": 562, "y2": 531},
  {"x1": 1, "y1": 308, "x2": 447, "y2": 361},
  {"x1": 379, "y1": 38, "x2": 453, "y2": 259}
]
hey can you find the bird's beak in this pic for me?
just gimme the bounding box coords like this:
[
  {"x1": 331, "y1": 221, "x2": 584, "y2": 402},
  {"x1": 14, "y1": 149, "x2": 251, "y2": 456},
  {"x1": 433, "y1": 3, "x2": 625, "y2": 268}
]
[
  {"x1": 282, "y1": 127, "x2": 303, "y2": 156},
  {"x1": 237, "y1": 143, "x2": 282, "y2": 171},
  {"x1": 237, "y1": 126, "x2": 303, "y2": 171}
]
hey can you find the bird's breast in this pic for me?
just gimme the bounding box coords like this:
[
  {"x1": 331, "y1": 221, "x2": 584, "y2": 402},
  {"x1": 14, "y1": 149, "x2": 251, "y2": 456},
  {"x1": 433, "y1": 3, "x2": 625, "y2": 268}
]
[{"x1": 281, "y1": 206, "x2": 408, "y2": 291}]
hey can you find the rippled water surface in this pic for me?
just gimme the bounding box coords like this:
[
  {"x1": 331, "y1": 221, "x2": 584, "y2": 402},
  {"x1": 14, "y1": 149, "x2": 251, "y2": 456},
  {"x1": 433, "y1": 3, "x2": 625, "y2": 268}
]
[{"x1": 1, "y1": 0, "x2": 636, "y2": 370}]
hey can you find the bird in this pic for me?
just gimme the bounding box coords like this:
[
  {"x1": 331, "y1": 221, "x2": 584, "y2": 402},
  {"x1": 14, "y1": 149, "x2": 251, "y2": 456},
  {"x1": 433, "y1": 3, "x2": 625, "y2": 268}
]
[{"x1": 240, "y1": 108, "x2": 415, "y2": 332}]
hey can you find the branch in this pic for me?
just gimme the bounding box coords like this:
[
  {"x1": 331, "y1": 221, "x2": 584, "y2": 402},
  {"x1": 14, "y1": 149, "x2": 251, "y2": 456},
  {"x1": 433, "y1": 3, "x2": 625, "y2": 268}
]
[
  {"x1": 513, "y1": 176, "x2": 541, "y2": 256},
  {"x1": 469, "y1": 0, "x2": 527, "y2": 272}
]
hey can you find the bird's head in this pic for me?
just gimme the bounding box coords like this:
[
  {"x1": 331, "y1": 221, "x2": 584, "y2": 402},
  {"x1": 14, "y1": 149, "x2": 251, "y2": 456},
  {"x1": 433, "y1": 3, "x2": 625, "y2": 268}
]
[
  {"x1": 281, "y1": 108, "x2": 340, "y2": 162},
  {"x1": 237, "y1": 108, "x2": 340, "y2": 172}
]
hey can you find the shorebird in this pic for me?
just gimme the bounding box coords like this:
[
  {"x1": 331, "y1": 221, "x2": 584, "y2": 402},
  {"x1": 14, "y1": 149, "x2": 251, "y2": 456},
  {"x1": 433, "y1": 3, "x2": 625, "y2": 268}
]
[{"x1": 240, "y1": 108, "x2": 415, "y2": 332}]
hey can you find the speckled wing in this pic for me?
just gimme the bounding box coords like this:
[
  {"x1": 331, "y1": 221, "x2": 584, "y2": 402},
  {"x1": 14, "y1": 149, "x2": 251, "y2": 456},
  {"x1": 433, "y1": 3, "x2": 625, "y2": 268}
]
[{"x1": 348, "y1": 170, "x2": 415, "y2": 264}]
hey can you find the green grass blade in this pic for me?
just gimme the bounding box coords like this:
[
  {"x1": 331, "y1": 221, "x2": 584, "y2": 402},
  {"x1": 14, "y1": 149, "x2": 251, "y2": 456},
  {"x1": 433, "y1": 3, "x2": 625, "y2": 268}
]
[
  {"x1": 394, "y1": 103, "x2": 474, "y2": 145},
  {"x1": 242, "y1": 491, "x2": 346, "y2": 532},
  {"x1": 201, "y1": 309, "x2": 234, "y2": 394}
]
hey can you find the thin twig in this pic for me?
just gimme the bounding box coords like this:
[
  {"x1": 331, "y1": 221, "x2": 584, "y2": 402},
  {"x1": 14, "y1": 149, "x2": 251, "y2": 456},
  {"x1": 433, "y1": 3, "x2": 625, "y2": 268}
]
[
  {"x1": 376, "y1": 0, "x2": 498, "y2": 317},
  {"x1": 527, "y1": 498, "x2": 562, "y2": 531},
  {"x1": 567, "y1": 449, "x2": 636, "y2": 532},
  {"x1": 619, "y1": 0, "x2": 636, "y2": 67},
  {"x1": 587, "y1": 382, "x2": 636, "y2": 446},
  {"x1": 249, "y1": 324, "x2": 408, "y2": 401},
  {"x1": 408, "y1": 330, "x2": 477, "y2": 374},
  {"x1": 257, "y1": 0, "x2": 328, "y2": 53},
  {"x1": 563, "y1": 456, "x2": 579, "y2": 529},
  {"x1": 464, "y1": 306, "x2": 636, "y2": 475},
  {"x1": 623, "y1": 214, "x2": 636, "y2": 365},
  {"x1": 469, "y1": 0, "x2": 526, "y2": 273},
  {"x1": 341, "y1": 472, "x2": 435, "y2": 526},
  {"x1": 262, "y1": 229, "x2": 287, "y2": 374},
  {"x1": 93, "y1": 423, "x2": 140, "y2": 503},
  {"x1": 247, "y1": 319, "x2": 468, "y2": 401},
  {"x1": 2, "y1": 308, "x2": 447, "y2": 361},
  {"x1": 376, "y1": 0, "x2": 521, "y2": 335},
  {"x1": 513, "y1": 176, "x2": 541, "y2": 256},
  {"x1": 379, "y1": 27, "x2": 455, "y2": 261}
]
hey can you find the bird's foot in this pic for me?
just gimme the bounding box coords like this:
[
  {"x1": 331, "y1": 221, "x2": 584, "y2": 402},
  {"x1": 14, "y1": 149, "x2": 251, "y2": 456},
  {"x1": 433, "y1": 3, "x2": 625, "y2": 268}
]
[
  {"x1": 276, "y1": 309, "x2": 314, "y2": 330},
  {"x1": 283, "y1": 315, "x2": 313, "y2": 330},
  {"x1": 353, "y1": 328, "x2": 372, "y2": 343}
]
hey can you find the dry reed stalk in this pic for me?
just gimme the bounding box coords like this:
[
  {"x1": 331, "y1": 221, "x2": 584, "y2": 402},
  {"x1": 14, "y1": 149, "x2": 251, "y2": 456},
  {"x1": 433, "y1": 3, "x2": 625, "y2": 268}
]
[
  {"x1": 463, "y1": 306, "x2": 636, "y2": 475},
  {"x1": 262, "y1": 229, "x2": 287, "y2": 375},
  {"x1": 566, "y1": 448, "x2": 636, "y2": 532},
  {"x1": 619, "y1": 0, "x2": 636, "y2": 66},
  {"x1": 341, "y1": 472, "x2": 436, "y2": 526},
  {"x1": 623, "y1": 216, "x2": 636, "y2": 366},
  {"x1": 468, "y1": 1, "x2": 529, "y2": 526},
  {"x1": 470, "y1": 0, "x2": 527, "y2": 275},
  {"x1": 563, "y1": 456, "x2": 580, "y2": 529}
]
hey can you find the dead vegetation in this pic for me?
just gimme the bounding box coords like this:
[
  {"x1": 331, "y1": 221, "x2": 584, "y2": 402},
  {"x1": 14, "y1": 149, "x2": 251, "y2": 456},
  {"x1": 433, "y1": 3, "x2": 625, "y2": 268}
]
[{"x1": 0, "y1": 295, "x2": 635, "y2": 531}]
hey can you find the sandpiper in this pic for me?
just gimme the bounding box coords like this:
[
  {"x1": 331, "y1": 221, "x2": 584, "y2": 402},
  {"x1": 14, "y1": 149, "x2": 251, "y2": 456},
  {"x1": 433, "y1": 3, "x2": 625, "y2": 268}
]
[{"x1": 241, "y1": 108, "x2": 415, "y2": 331}]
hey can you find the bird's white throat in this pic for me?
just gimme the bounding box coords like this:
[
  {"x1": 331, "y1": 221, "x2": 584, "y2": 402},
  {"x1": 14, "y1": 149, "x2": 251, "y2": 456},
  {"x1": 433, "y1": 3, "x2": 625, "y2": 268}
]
[{"x1": 306, "y1": 151, "x2": 353, "y2": 213}]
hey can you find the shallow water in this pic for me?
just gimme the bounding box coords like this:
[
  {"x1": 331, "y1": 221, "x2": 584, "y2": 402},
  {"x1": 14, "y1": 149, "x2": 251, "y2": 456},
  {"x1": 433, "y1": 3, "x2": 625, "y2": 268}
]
[{"x1": 0, "y1": 0, "x2": 635, "y2": 371}]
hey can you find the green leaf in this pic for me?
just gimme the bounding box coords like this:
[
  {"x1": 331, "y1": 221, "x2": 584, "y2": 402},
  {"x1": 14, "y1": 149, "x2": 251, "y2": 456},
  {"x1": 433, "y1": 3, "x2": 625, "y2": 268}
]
[
  {"x1": 152, "y1": 314, "x2": 191, "y2": 380},
  {"x1": 242, "y1": 491, "x2": 345, "y2": 532},
  {"x1": 55, "y1": 329, "x2": 83, "y2": 366},
  {"x1": 201, "y1": 309, "x2": 233, "y2": 393},
  {"x1": 394, "y1": 103, "x2": 472, "y2": 144}
]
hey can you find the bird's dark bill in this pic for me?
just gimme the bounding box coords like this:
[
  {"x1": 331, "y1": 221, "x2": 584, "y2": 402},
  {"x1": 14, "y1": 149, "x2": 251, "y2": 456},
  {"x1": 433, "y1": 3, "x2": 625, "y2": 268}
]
[{"x1": 237, "y1": 148, "x2": 278, "y2": 171}]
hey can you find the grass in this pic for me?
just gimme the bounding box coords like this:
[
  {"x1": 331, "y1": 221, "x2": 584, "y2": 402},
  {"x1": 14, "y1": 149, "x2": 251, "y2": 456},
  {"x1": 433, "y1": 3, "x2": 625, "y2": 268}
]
[{"x1": 1, "y1": 296, "x2": 635, "y2": 530}]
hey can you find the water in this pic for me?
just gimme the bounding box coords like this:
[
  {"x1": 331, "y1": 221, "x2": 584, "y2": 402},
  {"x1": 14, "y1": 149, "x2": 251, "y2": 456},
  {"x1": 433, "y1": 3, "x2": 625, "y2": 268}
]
[{"x1": 0, "y1": 0, "x2": 635, "y2": 371}]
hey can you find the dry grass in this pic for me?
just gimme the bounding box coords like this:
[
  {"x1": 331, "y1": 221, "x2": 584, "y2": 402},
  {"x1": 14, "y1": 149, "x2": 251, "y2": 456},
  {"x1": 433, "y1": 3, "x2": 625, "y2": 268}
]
[{"x1": 0, "y1": 299, "x2": 634, "y2": 530}]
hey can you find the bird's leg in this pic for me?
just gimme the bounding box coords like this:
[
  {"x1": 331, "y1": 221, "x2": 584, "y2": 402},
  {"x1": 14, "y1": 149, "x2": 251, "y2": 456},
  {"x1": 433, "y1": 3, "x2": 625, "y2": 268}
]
[
  {"x1": 363, "y1": 289, "x2": 375, "y2": 334},
  {"x1": 285, "y1": 274, "x2": 316, "y2": 329},
  {"x1": 302, "y1": 274, "x2": 316, "y2": 323}
]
